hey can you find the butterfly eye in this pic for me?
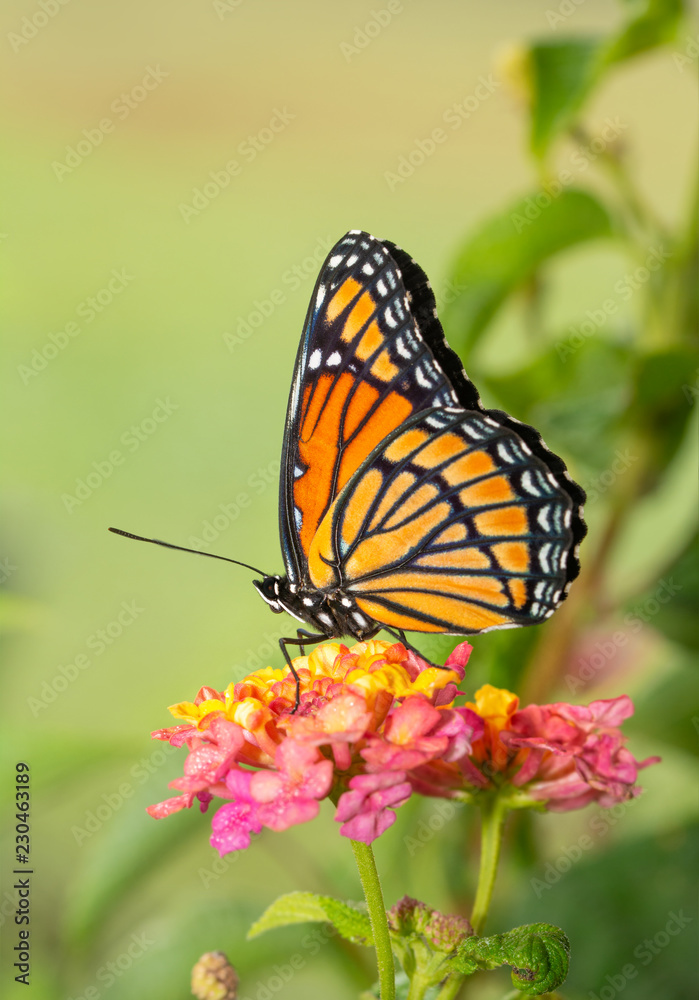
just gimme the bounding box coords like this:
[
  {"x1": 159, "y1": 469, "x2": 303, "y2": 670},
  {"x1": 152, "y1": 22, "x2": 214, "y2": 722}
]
[{"x1": 253, "y1": 577, "x2": 284, "y2": 612}]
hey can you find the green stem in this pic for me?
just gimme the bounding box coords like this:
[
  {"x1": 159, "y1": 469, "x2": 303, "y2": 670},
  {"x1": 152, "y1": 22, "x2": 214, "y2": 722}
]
[
  {"x1": 434, "y1": 972, "x2": 467, "y2": 1000},
  {"x1": 351, "y1": 839, "x2": 395, "y2": 1000},
  {"x1": 470, "y1": 796, "x2": 509, "y2": 935}
]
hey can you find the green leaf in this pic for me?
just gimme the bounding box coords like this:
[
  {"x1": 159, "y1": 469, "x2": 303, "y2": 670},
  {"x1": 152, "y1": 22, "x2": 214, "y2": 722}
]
[
  {"x1": 482, "y1": 337, "x2": 634, "y2": 468},
  {"x1": 455, "y1": 923, "x2": 570, "y2": 996},
  {"x1": 605, "y1": 0, "x2": 684, "y2": 64},
  {"x1": 630, "y1": 345, "x2": 699, "y2": 472},
  {"x1": 528, "y1": 39, "x2": 605, "y2": 158},
  {"x1": 65, "y1": 783, "x2": 203, "y2": 947},
  {"x1": 248, "y1": 891, "x2": 373, "y2": 945},
  {"x1": 525, "y1": 1, "x2": 684, "y2": 157},
  {"x1": 631, "y1": 532, "x2": 699, "y2": 652},
  {"x1": 445, "y1": 189, "x2": 615, "y2": 352}
]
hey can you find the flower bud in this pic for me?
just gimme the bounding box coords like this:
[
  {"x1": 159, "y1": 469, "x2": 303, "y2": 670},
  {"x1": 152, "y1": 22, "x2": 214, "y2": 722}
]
[{"x1": 191, "y1": 951, "x2": 238, "y2": 1000}]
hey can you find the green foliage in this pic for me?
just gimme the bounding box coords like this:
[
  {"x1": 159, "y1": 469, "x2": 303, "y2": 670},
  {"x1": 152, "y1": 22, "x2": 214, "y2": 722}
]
[
  {"x1": 455, "y1": 923, "x2": 570, "y2": 996},
  {"x1": 526, "y1": 0, "x2": 686, "y2": 156},
  {"x1": 248, "y1": 891, "x2": 373, "y2": 946},
  {"x1": 483, "y1": 337, "x2": 634, "y2": 467},
  {"x1": 630, "y1": 345, "x2": 699, "y2": 472},
  {"x1": 605, "y1": 0, "x2": 685, "y2": 64},
  {"x1": 445, "y1": 189, "x2": 615, "y2": 352},
  {"x1": 528, "y1": 40, "x2": 606, "y2": 157},
  {"x1": 64, "y1": 785, "x2": 203, "y2": 947}
]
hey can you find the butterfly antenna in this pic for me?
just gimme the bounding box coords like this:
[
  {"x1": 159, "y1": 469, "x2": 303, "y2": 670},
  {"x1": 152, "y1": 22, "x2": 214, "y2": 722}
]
[{"x1": 108, "y1": 527, "x2": 269, "y2": 577}]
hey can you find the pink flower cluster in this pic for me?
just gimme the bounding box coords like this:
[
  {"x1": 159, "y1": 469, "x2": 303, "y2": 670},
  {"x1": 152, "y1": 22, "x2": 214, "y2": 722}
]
[
  {"x1": 147, "y1": 641, "x2": 657, "y2": 855},
  {"x1": 463, "y1": 686, "x2": 660, "y2": 811}
]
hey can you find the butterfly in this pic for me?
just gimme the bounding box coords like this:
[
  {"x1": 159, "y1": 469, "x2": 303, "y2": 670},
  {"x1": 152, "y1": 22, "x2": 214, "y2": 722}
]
[
  {"x1": 252, "y1": 230, "x2": 586, "y2": 675},
  {"x1": 110, "y1": 229, "x2": 586, "y2": 695}
]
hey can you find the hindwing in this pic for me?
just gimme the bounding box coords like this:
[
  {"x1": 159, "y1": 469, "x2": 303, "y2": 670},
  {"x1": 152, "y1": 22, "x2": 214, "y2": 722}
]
[{"x1": 307, "y1": 408, "x2": 577, "y2": 634}]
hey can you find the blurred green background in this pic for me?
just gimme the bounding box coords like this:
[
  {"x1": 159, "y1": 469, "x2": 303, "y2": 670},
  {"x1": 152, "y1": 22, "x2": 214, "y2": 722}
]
[{"x1": 1, "y1": 1, "x2": 697, "y2": 997}]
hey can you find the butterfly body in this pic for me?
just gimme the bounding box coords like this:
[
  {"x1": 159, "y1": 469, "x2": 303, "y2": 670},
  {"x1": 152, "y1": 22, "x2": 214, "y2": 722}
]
[
  {"x1": 253, "y1": 574, "x2": 382, "y2": 641},
  {"x1": 255, "y1": 230, "x2": 586, "y2": 667}
]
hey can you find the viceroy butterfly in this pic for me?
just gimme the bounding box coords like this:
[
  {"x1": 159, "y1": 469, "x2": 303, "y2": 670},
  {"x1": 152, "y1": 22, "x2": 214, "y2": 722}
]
[
  {"x1": 111, "y1": 230, "x2": 586, "y2": 696},
  {"x1": 254, "y1": 231, "x2": 586, "y2": 671}
]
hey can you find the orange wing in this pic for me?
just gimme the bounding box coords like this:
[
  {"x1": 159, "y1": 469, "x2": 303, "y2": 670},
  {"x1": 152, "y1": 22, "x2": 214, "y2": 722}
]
[{"x1": 306, "y1": 408, "x2": 577, "y2": 634}]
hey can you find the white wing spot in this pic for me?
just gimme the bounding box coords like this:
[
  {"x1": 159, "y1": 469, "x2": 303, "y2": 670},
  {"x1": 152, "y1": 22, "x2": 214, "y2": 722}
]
[
  {"x1": 347, "y1": 254, "x2": 358, "y2": 266},
  {"x1": 309, "y1": 349, "x2": 322, "y2": 369},
  {"x1": 329, "y1": 255, "x2": 342, "y2": 267},
  {"x1": 395, "y1": 336, "x2": 411, "y2": 359},
  {"x1": 384, "y1": 307, "x2": 398, "y2": 329},
  {"x1": 537, "y1": 505, "x2": 551, "y2": 531},
  {"x1": 539, "y1": 543, "x2": 552, "y2": 572},
  {"x1": 377, "y1": 279, "x2": 387, "y2": 296},
  {"x1": 521, "y1": 471, "x2": 541, "y2": 496},
  {"x1": 362, "y1": 263, "x2": 374, "y2": 275},
  {"x1": 327, "y1": 351, "x2": 341, "y2": 366},
  {"x1": 315, "y1": 285, "x2": 326, "y2": 308}
]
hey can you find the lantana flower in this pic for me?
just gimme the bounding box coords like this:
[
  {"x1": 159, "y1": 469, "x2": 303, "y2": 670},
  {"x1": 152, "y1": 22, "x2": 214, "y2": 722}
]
[
  {"x1": 461, "y1": 684, "x2": 660, "y2": 810},
  {"x1": 147, "y1": 641, "x2": 658, "y2": 855}
]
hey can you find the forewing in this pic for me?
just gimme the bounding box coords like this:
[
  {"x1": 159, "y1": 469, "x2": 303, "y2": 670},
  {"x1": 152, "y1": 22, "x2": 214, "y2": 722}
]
[
  {"x1": 307, "y1": 408, "x2": 580, "y2": 634},
  {"x1": 279, "y1": 230, "x2": 480, "y2": 585}
]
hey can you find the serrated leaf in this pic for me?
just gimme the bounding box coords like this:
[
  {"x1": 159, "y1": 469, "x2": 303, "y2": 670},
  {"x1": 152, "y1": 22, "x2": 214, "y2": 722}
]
[
  {"x1": 455, "y1": 923, "x2": 570, "y2": 996},
  {"x1": 248, "y1": 891, "x2": 373, "y2": 945},
  {"x1": 445, "y1": 189, "x2": 615, "y2": 352}
]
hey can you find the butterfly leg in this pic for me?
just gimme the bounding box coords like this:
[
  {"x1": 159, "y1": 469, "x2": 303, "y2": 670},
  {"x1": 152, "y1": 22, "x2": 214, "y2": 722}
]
[
  {"x1": 279, "y1": 632, "x2": 327, "y2": 710},
  {"x1": 294, "y1": 628, "x2": 320, "y2": 657}
]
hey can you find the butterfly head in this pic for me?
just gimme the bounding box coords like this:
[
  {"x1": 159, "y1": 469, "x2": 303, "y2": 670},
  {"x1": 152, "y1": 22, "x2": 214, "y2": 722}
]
[{"x1": 252, "y1": 575, "x2": 285, "y2": 614}]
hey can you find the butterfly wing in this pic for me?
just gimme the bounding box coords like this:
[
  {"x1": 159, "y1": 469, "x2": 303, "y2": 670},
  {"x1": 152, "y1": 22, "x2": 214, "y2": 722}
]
[
  {"x1": 279, "y1": 230, "x2": 482, "y2": 587},
  {"x1": 306, "y1": 407, "x2": 580, "y2": 634}
]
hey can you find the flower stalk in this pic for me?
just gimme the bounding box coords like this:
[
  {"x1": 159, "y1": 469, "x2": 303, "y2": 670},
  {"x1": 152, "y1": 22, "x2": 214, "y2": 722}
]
[
  {"x1": 351, "y1": 839, "x2": 395, "y2": 1000},
  {"x1": 470, "y1": 794, "x2": 509, "y2": 935}
]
